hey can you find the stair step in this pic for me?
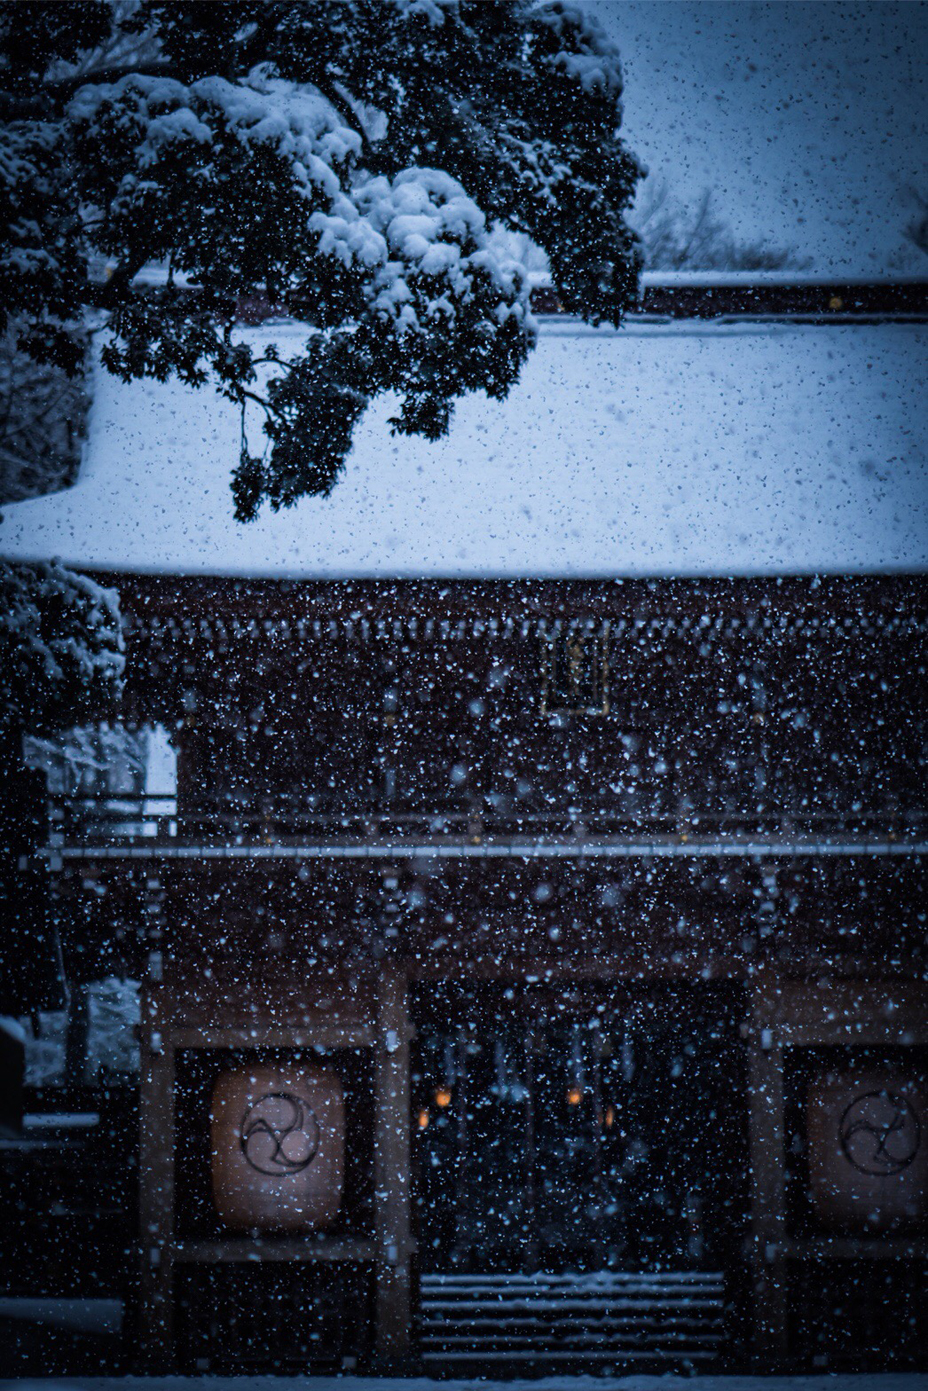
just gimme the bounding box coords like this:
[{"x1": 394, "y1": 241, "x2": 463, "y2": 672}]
[
  {"x1": 422, "y1": 1331, "x2": 725, "y2": 1343},
  {"x1": 423, "y1": 1348, "x2": 720, "y2": 1364},
  {"x1": 422, "y1": 1275, "x2": 724, "y2": 1287},
  {"x1": 422, "y1": 1314, "x2": 722, "y2": 1325},
  {"x1": 423, "y1": 1297, "x2": 723, "y2": 1311},
  {"x1": 422, "y1": 1276, "x2": 725, "y2": 1280},
  {"x1": 425, "y1": 1318, "x2": 729, "y2": 1329},
  {"x1": 419, "y1": 1269, "x2": 728, "y2": 1367}
]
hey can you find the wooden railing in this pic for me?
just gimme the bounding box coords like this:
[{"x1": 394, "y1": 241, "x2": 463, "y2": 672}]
[{"x1": 45, "y1": 794, "x2": 927, "y2": 849}]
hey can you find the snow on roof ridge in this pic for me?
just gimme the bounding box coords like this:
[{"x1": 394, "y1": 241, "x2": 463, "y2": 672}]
[
  {"x1": 524, "y1": 268, "x2": 928, "y2": 290},
  {"x1": 133, "y1": 263, "x2": 927, "y2": 290},
  {"x1": 2, "y1": 322, "x2": 925, "y2": 581},
  {"x1": 639, "y1": 270, "x2": 928, "y2": 287}
]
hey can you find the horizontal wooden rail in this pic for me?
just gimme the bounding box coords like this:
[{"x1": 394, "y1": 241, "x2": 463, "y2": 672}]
[{"x1": 45, "y1": 796, "x2": 926, "y2": 846}]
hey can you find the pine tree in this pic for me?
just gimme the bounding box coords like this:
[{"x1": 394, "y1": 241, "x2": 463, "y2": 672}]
[
  {"x1": 0, "y1": 561, "x2": 124, "y2": 1012},
  {"x1": 0, "y1": 562, "x2": 124, "y2": 745},
  {"x1": 0, "y1": 0, "x2": 642, "y2": 520}
]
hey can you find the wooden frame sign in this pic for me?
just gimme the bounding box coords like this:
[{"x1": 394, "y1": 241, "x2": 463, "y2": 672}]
[
  {"x1": 807, "y1": 1070, "x2": 927, "y2": 1231},
  {"x1": 210, "y1": 1063, "x2": 345, "y2": 1231}
]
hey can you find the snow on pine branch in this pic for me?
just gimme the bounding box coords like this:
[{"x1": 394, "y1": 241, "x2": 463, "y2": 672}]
[
  {"x1": 531, "y1": 0, "x2": 625, "y2": 96},
  {"x1": 1, "y1": 0, "x2": 641, "y2": 517},
  {"x1": 0, "y1": 321, "x2": 88, "y2": 503},
  {"x1": 0, "y1": 561, "x2": 124, "y2": 736},
  {"x1": 67, "y1": 72, "x2": 362, "y2": 196}
]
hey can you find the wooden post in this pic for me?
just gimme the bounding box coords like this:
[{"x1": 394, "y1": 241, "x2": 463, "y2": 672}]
[
  {"x1": 747, "y1": 1018, "x2": 788, "y2": 1369},
  {"x1": 523, "y1": 1022, "x2": 539, "y2": 1273},
  {"x1": 64, "y1": 983, "x2": 89, "y2": 1089},
  {"x1": 137, "y1": 984, "x2": 176, "y2": 1371},
  {"x1": 373, "y1": 964, "x2": 414, "y2": 1366}
]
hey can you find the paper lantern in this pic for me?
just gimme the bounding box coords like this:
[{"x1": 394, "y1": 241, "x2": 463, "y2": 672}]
[
  {"x1": 807, "y1": 1070, "x2": 927, "y2": 1231},
  {"x1": 211, "y1": 1064, "x2": 345, "y2": 1231}
]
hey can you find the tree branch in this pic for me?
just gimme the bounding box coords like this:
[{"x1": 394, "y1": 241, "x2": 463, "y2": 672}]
[
  {"x1": 239, "y1": 389, "x2": 274, "y2": 419},
  {"x1": 312, "y1": 75, "x2": 375, "y2": 164},
  {"x1": 45, "y1": 62, "x2": 169, "y2": 100}
]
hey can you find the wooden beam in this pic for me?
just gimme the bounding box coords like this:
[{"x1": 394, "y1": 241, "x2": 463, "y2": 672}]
[
  {"x1": 174, "y1": 1236, "x2": 377, "y2": 1264},
  {"x1": 747, "y1": 1016, "x2": 788, "y2": 1369},
  {"x1": 137, "y1": 986, "x2": 176, "y2": 1372},
  {"x1": 373, "y1": 963, "x2": 414, "y2": 1366},
  {"x1": 407, "y1": 953, "x2": 750, "y2": 982},
  {"x1": 783, "y1": 1236, "x2": 928, "y2": 1261},
  {"x1": 167, "y1": 1024, "x2": 374, "y2": 1049},
  {"x1": 777, "y1": 1022, "x2": 928, "y2": 1047},
  {"x1": 754, "y1": 979, "x2": 928, "y2": 1033}
]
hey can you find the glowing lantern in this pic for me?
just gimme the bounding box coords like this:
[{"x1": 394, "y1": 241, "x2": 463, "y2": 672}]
[
  {"x1": 807, "y1": 1070, "x2": 927, "y2": 1231},
  {"x1": 434, "y1": 1087, "x2": 452, "y2": 1109},
  {"x1": 211, "y1": 1064, "x2": 345, "y2": 1231},
  {"x1": 566, "y1": 1085, "x2": 583, "y2": 1107}
]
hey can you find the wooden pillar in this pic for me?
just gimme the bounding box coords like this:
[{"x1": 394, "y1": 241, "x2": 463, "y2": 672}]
[
  {"x1": 64, "y1": 983, "x2": 89, "y2": 1089},
  {"x1": 747, "y1": 1021, "x2": 788, "y2": 1368},
  {"x1": 137, "y1": 985, "x2": 176, "y2": 1371},
  {"x1": 373, "y1": 964, "x2": 413, "y2": 1365},
  {"x1": 522, "y1": 1022, "x2": 539, "y2": 1273}
]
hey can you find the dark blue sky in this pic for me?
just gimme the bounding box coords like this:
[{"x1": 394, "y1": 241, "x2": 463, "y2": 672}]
[{"x1": 590, "y1": 1, "x2": 927, "y2": 272}]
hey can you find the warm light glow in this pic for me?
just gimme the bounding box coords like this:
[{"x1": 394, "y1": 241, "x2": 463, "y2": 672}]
[
  {"x1": 567, "y1": 1085, "x2": 583, "y2": 1106},
  {"x1": 417, "y1": 1109, "x2": 430, "y2": 1130},
  {"x1": 604, "y1": 1105, "x2": 615, "y2": 1129},
  {"x1": 435, "y1": 1087, "x2": 452, "y2": 1109}
]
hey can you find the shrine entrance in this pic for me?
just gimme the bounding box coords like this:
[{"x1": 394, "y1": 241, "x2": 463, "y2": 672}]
[
  {"x1": 411, "y1": 981, "x2": 747, "y2": 1367},
  {"x1": 411, "y1": 981, "x2": 748, "y2": 1275}
]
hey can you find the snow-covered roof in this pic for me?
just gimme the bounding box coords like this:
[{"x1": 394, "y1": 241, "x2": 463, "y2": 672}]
[{"x1": 2, "y1": 319, "x2": 926, "y2": 579}]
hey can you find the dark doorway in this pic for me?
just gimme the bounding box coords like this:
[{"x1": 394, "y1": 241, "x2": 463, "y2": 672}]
[{"x1": 411, "y1": 981, "x2": 748, "y2": 1275}]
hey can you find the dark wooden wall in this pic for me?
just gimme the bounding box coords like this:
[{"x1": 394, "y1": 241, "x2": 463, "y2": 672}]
[
  {"x1": 43, "y1": 574, "x2": 926, "y2": 986},
  {"x1": 112, "y1": 574, "x2": 925, "y2": 831}
]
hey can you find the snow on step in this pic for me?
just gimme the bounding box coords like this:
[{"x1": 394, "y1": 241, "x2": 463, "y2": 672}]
[{"x1": 419, "y1": 1271, "x2": 728, "y2": 1367}]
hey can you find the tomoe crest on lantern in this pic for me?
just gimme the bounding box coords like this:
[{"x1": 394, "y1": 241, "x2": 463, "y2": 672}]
[
  {"x1": 839, "y1": 1088, "x2": 921, "y2": 1178},
  {"x1": 211, "y1": 1065, "x2": 345, "y2": 1230},
  {"x1": 239, "y1": 1091, "x2": 321, "y2": 1176},
  {"x1": 807, "y1": 1070, "x2": 928, "y2": 1231}
]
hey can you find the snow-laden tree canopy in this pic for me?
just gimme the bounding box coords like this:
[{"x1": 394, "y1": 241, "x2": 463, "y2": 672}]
[
  {"x1": 0, "y1": 0, "x2": 642, "y2": 518},
  {"x1": 0, "y1": 324, "x2": 88, "y2": 504},
  {"x1": 0, "y1": 561, "x2": 124, "y2": 741}
]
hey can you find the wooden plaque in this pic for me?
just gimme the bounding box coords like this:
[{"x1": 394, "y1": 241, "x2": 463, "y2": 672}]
[
  {"x1": 211, "y1": 1064, "x2": 345, "y2": 1231},
  {"x1": 807, "y1": 1069, "x2": 927, "y2": 1231}
]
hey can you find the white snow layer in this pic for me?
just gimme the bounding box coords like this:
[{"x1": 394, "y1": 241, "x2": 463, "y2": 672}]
[{"x1": 1, "y1": 320, "x2": 925, "y2": 578}]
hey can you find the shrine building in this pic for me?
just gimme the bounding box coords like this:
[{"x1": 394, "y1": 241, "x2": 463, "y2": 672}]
[{"x1": 2, "y1": 277, "x2": 927, "y2": 1374}]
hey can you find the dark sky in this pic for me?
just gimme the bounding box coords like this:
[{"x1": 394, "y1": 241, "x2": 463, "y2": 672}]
[{"x1": 589, "y1": 1, "x2": 927, "y2": 272}]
